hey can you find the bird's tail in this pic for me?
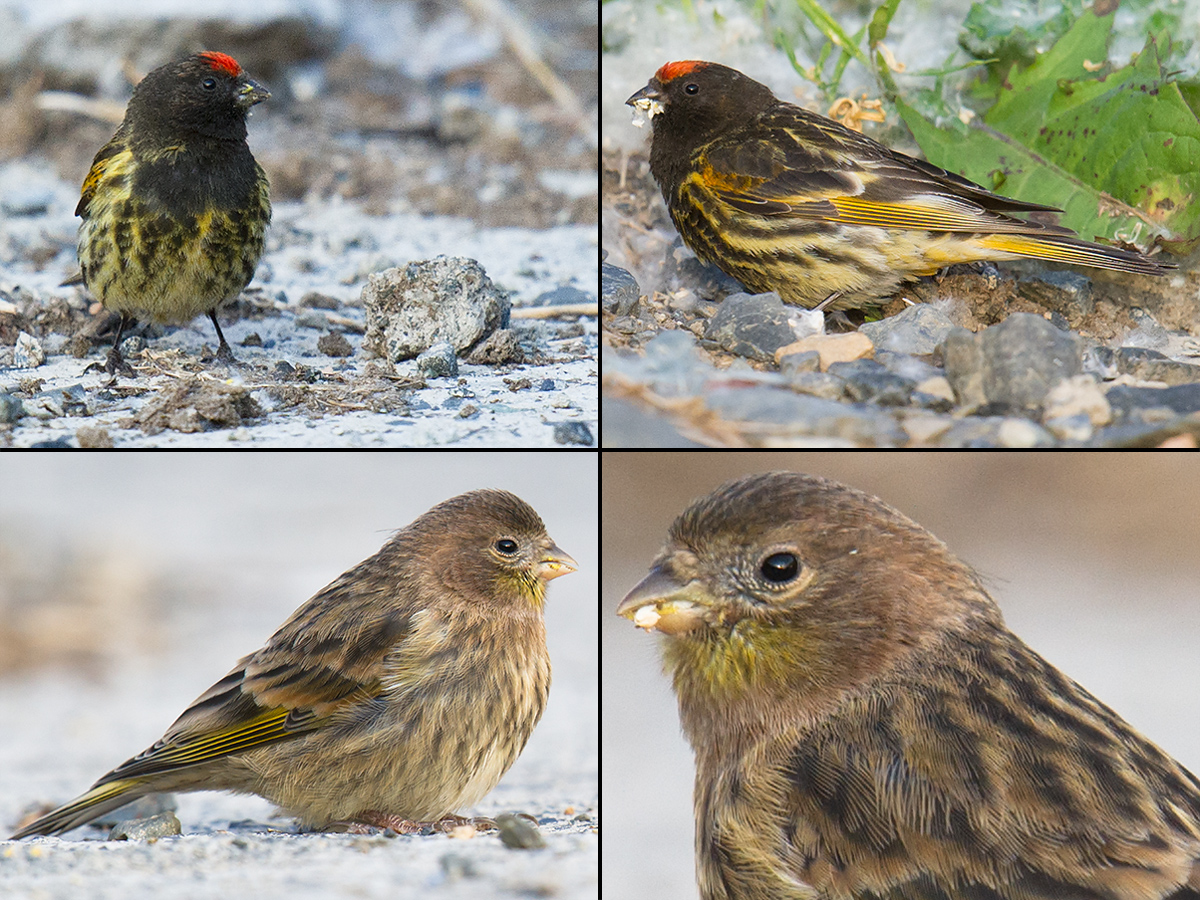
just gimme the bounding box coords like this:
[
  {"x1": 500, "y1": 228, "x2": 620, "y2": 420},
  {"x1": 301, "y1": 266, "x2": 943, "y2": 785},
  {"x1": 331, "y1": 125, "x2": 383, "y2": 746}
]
[
  {"x1": 974, "y1": 232, "x2": 1172, "y2": 276},
  {"x1": 11, "y1": 778, "x2": 148, "y2": 839}
]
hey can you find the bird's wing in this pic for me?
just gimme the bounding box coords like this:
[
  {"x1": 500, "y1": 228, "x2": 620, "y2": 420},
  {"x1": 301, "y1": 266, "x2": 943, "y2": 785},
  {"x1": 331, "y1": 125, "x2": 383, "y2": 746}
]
[
  {"x1": 694, "y1": 105, "x2": 1074, "y2": 238},
  {"x1": 95, "y1": 600, "x2": 413, "y2": 786},
  {"x1": 734, "y1": 637, "x2": 1200, "y2": 900},
  {"x1": 76, "y1": 144, "x2": 135, "y2": 220}
]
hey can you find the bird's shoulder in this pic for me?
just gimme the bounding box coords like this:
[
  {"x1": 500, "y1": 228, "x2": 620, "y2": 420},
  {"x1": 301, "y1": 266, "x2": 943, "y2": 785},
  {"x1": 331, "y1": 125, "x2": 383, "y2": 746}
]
[{"x1": 76, "y1": 138, "x2": 135, "y2": 219}]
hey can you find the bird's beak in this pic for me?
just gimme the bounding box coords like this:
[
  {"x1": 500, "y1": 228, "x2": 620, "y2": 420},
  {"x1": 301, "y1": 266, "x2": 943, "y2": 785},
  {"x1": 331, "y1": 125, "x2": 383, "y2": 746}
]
[
  {"x1": 239, "y1": 79, "x2": 271, "y2": 109},
  {"x1": 617, "y1": 566, "x2": 708, "y2": 634},
  {"x1": 538, "y1": 543, "x2": 577, "y2": 581},
  {"x1": 626, "y1": 80, "x2": 665, "y2": 125}
]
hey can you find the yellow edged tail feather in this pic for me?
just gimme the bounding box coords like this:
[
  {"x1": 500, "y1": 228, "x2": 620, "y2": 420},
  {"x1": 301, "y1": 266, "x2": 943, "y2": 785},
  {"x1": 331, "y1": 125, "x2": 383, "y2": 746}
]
[
  {"x1": 974, "y1": 233, "x2": 1170, "y2": 276},
  {"x1": 11, "y1": 779, "x2": 148, "y2": 839}
]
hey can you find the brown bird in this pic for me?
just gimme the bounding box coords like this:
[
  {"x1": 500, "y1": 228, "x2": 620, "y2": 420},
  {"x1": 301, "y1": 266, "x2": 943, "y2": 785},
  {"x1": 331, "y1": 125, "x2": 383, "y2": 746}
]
[
  {"x1": 13, "y1": 489, "x2": 575, "y2": 839},
  {"x1": 618, "y1": 472, "x2": 1200, "y2": 900}
]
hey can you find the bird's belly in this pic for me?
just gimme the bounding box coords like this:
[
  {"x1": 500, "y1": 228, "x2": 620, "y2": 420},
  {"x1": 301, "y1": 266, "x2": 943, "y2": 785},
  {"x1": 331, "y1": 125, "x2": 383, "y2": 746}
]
[{"x1": 78, "y1": 197, "x2": 266, "y2": 324}]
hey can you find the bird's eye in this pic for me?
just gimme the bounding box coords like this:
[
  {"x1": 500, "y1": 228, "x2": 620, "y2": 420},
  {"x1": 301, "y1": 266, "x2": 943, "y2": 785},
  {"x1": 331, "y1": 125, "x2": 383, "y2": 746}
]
[
  {"x1": 760, "y1": 552, "x2": 799, "y2": 583},
  {"x1": 202, "y1": 77, "x2": 217, "y2": 90},
  {"x1": 684, "y1": 82, "x2": 699, "y2": 95},
  {"x1": 494, "y1": 538, "x2": 519, "y2": 555}
]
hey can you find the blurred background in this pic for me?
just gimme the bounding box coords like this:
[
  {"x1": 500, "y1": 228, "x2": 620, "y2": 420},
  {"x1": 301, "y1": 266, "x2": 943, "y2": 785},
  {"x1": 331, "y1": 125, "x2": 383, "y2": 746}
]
[
  {"x1": 3, "y1": 0, "x2": 595, "y2": 232},
  {"x1": 0, "y1": 453, "x2": 597, "y2": 840},
  {"x1": 604, "y1": 452, "x2": 1200, "y2": 900}
]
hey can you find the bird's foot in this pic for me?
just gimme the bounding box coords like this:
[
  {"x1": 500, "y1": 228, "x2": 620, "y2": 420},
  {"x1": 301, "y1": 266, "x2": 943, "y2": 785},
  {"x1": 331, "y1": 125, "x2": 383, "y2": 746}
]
[
  {"x1": 213, "y1": 340, "x2": 239, "y2": 365},
  {"x1": 85, "y1": 347, "x2": 136, "y2": 379},
  {"x1": 340, "y1": 811, "x2": 498, "y2": 834}
]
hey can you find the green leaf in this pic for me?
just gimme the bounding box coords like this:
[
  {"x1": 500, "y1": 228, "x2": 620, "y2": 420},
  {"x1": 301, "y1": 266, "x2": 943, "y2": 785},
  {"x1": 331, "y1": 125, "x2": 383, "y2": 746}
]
[
  {"x1": 900, "y1": 7, "x2": 1198, "y2": 250},
  {"x1": 792, "y1": 0, "x2": 872, "y2": 68},
  {"x1": 868, "y1": 0, "x2": 902, "y2": 47},
  {"x1": 959, "y1": 0, "x2": 1078, "y2": 67}
]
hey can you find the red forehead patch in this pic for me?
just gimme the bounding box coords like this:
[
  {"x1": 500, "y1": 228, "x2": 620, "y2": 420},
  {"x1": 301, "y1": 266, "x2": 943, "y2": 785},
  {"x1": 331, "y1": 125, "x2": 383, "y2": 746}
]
[
  {"x1": 199, "y1": 51, "x2": 243, "y2": 76},
  {"x1": 656, "y1": 60, "x2": 709, "y2": 83}
]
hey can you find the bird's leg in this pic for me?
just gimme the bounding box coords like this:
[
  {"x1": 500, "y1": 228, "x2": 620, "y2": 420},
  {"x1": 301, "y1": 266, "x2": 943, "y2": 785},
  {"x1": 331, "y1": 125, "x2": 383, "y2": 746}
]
[{"x1": 209, "y1": 310, "x2": 238, "y2": 363}]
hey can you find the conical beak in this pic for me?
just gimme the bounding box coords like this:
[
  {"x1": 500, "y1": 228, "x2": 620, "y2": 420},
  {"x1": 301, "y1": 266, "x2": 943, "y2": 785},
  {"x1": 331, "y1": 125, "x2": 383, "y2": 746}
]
[
  {"x1": 538, "y1": 543, "x2": 577, "y2": 581},
  {"x1": 617, "y1": 566, "x2": 707, "y2": 634},
  {"x1": 626, "y1": 79, "x2": 665, "y2": 124},
  {"x1": 239, "y1": 78, "x2": 270, "y2": 109},
  {"x1": 625, "y1": 81, "x2": 662, "y2": 107}
]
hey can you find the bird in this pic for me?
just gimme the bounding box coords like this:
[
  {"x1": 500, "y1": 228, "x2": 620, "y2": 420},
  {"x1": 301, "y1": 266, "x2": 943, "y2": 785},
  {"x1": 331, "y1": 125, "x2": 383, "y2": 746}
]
[
  {"x1": 74, "y1": 52, "x2": 272, "y2": 374},
  {"x1": 12, "y1": 489, "x2": 576, "y2": 839},
  {"x1": 626, "y1": 61, "x2": 1171, "y2": 310},
  {"x1": 618, "y1": 471, "x2": 1200, "y2": 900}
]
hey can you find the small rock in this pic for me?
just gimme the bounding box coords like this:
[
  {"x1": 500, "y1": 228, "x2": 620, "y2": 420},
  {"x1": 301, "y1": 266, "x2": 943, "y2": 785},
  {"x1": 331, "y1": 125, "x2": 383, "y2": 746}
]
[
  {"x1": 299, "y1": 291, "x2": 341, "y2": 310},
  {"x1": 944, "y1": 314, "x2": 1082, "y2": 412},
  {"x1": 1110, "y1": 348, "x2": 1200, "y2": 386},
  {"x1": 774, "y1": 332, "x2": 874, "y2": 371},
  {"x1": 466, "y1": 329, "x2": 523, "y2": 365},
  {"x1": 0, "y1": 181, "x2": 55, "y2": 216},
  {"x1": 937, "y1": 416, "x2": 1056, "y2": 447},
  {"x1": 110, "y1": 811, "x2": 181, "y2": 841},
  {"x1": 786, "y1": 370, "x2": 844, "y2": 401},
  {"x1": 119, "y1": 334, "x2": 147, "y2": 359},
  {"x1": 363, "y1": 257, "x2": 510, "y2": 362},
  {"x1": 828, "y1": 359, "x2": 913, "y2": 406},
  {"x1": 495, "y1": 814, "x2": 545, "y2": 850},
  {"x1": 914, "y1": 376, "x2": 955, "y2": 405},
  {"x1": 13, "y1": 332, "x2": 44, "y2": 368},
  {"x1": 704, "y1": 292, "x2": 797, "y2": 363},
  {"x1": 317, "y1": 332, "x2": 353, "y2": 358},
  {"x1": 532, "y1": 285, "x2": 592, "y2": 307},
  {"x1": 777, "y1": 349, "x2": 821, "y2": 377},
  {"x1": 76, "y1": 425, "x2": 113, "y2": 448},
  {"x1": 601, "y1": 262, "x2": 640, "y2": 316},
  {"x1": 1016, "y1": 270, "x2": 1094, "y2": 322},
  {"x1": 416, "y1": 341, "x2": 458, "y2": 377},
  {"x1": 294, "y1": 311, "x2": 332, "y2": 331},
  {"x1": 553, "y1": 421, "x2": 594, "y2": 446},
  {"x1": 440, "y1": 852, "x2": 479, "y2": 879},
  {"x1": 0, "y1": 393, "x2": 26, "y2": 424},
  {"x1": 1042, "y1": 374, "x2": 1111, "y2": 427},
  {"x1": 859, "y1": 303, "x2": 954, "y2": 355},
  {"x1": 1106, "y1": 383, "x2": 1200, "y2": 421},
  {"x1": 1044, "y1": 412, "x2": 1094, "y2": 441}
]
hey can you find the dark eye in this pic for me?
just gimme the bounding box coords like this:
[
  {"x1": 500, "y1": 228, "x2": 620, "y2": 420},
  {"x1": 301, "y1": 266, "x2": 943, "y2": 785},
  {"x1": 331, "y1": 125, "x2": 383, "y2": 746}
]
[
  {"x1": 684, "y1": 82, "x2": 699, "y2": 95},
  {"x1": 202, "y1": 77, "x2": 217, "y2": 90},
  {"x1": 495, "y1": 538, "x2": 519, "y2": 555},
  {"x1": 760, "y1": 552, "x2": 799, "y2": 583}
]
